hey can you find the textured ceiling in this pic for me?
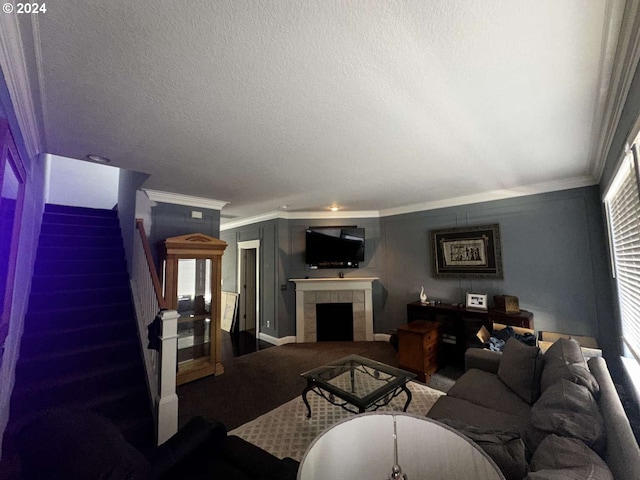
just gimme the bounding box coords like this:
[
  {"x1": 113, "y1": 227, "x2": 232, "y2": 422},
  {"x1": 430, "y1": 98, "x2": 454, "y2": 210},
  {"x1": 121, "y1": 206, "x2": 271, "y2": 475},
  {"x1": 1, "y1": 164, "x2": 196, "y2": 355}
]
[{"x1": 26, "y1": 0, "x2": 623, "y2": 221}]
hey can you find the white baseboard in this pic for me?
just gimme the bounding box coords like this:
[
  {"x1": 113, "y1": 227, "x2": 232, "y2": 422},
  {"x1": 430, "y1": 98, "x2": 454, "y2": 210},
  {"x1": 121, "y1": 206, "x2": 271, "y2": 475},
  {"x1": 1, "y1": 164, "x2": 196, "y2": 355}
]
[
  {"x1": 374, "y1": 333, "x2": 391, "y2": 342},
  {"x1": 257, "y1": 332, "x2": 297, "y2": 346},
  {"x1": 258, "y1": 332, "x2": 390, "y2": 344}
]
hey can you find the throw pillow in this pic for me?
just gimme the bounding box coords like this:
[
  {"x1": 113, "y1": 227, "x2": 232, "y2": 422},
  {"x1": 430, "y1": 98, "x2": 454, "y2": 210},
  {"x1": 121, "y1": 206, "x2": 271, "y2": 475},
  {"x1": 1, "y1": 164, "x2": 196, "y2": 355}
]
[
  {"x1": 543, "y1": 337, "x2": 586, "y2": 366},
  {"x1": 526, "y1": 434, "x2": 614, "y2": 480},
  {"x1": 526, "y1": 379, "x2": 605, "y2": 455},
  {"x1": 438, "y1": 419, "x2": 529, "y2": 480},
  {"x1": 541, "y1": 338, "x2": 600, "y2": 397},
  {"x1": 498, "y1": 337, "x2": 543, "y2": 404}
]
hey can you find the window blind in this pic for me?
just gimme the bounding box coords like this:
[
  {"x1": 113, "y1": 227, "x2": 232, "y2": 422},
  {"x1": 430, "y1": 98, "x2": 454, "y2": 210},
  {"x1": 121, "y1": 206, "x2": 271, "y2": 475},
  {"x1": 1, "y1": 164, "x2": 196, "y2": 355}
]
[{"x1": 605, "y1": 148, "x2": 640, "y2": 361}]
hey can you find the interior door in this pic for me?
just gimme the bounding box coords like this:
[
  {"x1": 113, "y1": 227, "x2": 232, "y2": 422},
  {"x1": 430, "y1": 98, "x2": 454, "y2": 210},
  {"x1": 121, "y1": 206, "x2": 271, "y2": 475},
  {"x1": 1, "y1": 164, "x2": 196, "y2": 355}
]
[{"x1": 240, "y1": 248, "x2": 257, "y2": 332}]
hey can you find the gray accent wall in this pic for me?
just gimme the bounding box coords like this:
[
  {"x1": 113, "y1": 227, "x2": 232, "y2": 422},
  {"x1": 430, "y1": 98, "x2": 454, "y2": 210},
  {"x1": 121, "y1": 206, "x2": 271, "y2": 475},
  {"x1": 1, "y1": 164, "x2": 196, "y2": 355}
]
[
  {"x1": 221, "y1": 186, "x2": 614, "y2": 359},
  {"x1": 379, "y1": 187, "x2": 613, "y2": 356},
  {"x1": 117, "y1": 170, "x2": 150, "y2": 274},
  {"x1": 148, "y1": 202, "x2": 222, "y2": 267},
  {"x1": 220, "y1": 219, "x2": 279, "y2": 337}
]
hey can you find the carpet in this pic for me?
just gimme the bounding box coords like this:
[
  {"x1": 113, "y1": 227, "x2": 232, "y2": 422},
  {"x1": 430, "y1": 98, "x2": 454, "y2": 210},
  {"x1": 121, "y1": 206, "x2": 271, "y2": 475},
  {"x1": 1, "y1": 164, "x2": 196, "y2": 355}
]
[{"x1": 229, "y1": 381, "x2": 445, "y2": 461}]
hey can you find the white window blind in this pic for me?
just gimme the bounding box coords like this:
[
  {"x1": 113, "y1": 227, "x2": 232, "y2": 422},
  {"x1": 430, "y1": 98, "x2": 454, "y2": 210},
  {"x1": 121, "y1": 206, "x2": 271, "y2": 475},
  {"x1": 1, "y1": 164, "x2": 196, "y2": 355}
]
[{"x1": 605, "y1": 147, "x2": 640, "y2": 361}]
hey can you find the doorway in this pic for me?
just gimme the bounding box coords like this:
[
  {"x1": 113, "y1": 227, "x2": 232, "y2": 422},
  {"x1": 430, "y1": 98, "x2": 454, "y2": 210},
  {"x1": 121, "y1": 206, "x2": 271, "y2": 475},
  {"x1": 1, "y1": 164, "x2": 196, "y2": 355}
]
[{"x1": 237, "y1": 240, "x2": 260, "y2": 336}]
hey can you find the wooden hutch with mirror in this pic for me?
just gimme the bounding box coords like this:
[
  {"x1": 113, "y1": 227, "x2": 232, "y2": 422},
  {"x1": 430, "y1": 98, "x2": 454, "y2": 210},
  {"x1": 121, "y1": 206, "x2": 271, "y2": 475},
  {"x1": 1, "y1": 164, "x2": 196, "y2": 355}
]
[{"x1": 158, "y1": 233, "x2": 227, "y2": 385}]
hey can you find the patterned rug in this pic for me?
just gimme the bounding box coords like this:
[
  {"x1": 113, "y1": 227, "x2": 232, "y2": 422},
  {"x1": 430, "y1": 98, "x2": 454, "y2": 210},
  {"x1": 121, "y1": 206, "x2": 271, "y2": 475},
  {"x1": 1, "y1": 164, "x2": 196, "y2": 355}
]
[{"x1": 229, "y1": 381, "x2": 445, "y2": 461}]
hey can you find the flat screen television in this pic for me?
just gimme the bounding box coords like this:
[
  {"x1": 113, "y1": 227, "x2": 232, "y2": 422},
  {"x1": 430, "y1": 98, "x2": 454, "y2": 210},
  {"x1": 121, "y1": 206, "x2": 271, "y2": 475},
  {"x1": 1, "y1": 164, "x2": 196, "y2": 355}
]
[{"x1": 305, "y1": 227, "x2": 365, "y2": 269}]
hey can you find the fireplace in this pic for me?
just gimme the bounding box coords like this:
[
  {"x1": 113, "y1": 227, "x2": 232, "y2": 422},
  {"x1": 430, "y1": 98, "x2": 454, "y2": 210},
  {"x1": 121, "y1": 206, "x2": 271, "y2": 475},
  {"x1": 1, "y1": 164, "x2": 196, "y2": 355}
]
[
  {"x1": 290, "y1": 278, "x2": 378, "y2": 342},
  {"x1": 316, "y1": 303, "x2": 354, "y2": 341}
]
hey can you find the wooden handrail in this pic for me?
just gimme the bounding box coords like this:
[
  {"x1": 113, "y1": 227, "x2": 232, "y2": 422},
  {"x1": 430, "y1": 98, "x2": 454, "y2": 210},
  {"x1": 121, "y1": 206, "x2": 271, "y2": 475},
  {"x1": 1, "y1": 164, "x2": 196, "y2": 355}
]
[{"x1": 136, "y1": 219, "x2": 167, "y2": 309}]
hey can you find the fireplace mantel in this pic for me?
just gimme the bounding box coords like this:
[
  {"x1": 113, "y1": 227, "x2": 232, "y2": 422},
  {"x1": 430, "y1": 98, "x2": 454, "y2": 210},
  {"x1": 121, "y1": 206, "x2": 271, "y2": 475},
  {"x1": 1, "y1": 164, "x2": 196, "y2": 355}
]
[{"x1": 290, "y1": 277, "x2": 378, "y2": 343}]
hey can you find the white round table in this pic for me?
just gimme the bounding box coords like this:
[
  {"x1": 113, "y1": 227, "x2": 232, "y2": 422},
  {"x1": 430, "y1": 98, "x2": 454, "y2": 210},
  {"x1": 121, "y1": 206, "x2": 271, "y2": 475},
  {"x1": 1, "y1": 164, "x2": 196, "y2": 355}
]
[{"x1": 298, "y1": 412, "x2": 505, "y2": 480}]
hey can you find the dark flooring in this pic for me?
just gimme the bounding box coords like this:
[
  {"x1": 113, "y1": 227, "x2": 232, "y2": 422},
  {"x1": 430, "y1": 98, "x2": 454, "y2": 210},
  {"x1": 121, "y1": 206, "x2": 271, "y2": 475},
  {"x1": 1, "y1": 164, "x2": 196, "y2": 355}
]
[
  {"x1": 177, "y1": 340, "x2": 463, "y2": 431},
  {"x1": 220, "y1": 330, "x2": 274, "y2": 362}
]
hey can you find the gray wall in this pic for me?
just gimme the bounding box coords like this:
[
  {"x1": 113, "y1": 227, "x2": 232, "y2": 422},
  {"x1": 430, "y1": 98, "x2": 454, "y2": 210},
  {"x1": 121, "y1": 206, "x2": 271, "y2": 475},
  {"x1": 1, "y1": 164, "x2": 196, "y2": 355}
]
[
  {"x1": 220, "y1": 219, "x2": 279, "y2": 337},
  {"x1": 221, "y1": 186, "x2": 614, "y2": 358},
  {"x1": 117, "y1": 170, "x2": 150, "y2": 274},
  {"x1": 379, "y1": 187, "x2": 613, "y2": 355},
  {"x1": 148, "y1": 202, "x2": 222, "y2": 267}
]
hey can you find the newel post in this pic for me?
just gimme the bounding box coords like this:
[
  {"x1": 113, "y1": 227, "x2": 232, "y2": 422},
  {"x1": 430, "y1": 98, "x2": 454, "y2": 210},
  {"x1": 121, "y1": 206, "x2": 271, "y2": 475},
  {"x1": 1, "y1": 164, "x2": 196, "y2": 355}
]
[{"x1": 156, "y1": 309, "x2": 179, "y2": 444}]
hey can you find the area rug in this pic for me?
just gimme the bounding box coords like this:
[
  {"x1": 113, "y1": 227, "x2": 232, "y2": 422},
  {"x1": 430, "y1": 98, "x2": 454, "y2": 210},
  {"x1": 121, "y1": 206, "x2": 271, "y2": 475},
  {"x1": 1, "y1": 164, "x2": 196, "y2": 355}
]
[{"x1": 229, "y1": 381, "x2": 445, "y2": 461}]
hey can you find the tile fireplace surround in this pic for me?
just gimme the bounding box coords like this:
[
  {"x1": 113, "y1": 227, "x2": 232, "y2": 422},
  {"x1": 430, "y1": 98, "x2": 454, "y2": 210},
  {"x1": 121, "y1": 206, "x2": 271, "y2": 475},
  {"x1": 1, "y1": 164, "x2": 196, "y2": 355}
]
[{"x1": 290, "y1": 278, "x2": 378, "y2": 343}]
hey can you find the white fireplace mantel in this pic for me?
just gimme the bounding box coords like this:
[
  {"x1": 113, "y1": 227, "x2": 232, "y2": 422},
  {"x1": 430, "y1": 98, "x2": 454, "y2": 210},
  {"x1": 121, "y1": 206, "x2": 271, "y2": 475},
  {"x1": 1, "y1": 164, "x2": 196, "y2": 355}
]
[{"x1": 290, "y1": 277, "x2": 378, "y2": 343}]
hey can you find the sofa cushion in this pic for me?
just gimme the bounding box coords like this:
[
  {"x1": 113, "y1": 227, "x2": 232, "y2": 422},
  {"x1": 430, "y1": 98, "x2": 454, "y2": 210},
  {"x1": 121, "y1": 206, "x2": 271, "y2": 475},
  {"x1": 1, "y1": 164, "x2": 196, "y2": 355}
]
[
  {"x1": 526, "y1": 434, "x2": 614, "y2": 480},
  {"x1": 18, "y1": 409, "x2": 152, "y2": 480},
  {"x1": 447, "y1": 368, "x2": 531, "y2": 419},
  {"x1": 541, "y1": 338, "x2": 599, "y2": 397},
  {"x1": 526, "y1": 379, "x2": 605, "y2": 455},
  {"x1": 439, "y1": 419, "x2": 529, "y2": 480},
  {"x1": 498, "y1": 338, "x2": 543, "y2": 404},
  {"x1": 427, "y1": 396, "x2": 530, "y2": 434}
]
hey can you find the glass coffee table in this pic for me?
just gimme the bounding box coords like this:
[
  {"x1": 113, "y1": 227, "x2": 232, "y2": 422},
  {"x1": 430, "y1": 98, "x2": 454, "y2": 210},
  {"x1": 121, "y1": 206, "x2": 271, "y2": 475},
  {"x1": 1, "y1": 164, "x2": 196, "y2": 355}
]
[{"x1": 300, "y1": 354, "x2": 416, "y2": 418}]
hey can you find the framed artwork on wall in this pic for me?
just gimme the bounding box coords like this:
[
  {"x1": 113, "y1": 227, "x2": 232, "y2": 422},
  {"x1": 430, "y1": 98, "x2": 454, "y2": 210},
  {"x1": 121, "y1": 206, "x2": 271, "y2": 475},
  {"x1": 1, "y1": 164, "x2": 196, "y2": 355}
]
[{"x1": 431, "y1": 224, "x2": 503, "y2": 279}]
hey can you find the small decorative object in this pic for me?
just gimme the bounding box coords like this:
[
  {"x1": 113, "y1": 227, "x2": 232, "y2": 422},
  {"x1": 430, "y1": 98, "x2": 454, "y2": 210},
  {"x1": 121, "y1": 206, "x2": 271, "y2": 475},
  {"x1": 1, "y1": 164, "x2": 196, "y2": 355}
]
[
  {"x1": 493, "y1": 295, "x2": 520, "y2": 314},
  {"x1": 419, "y1": 286, "x2": 427, "y2": 303},
  {"x1": 431, "y1": 224, "x2": 503, "y2": 278},
  {"x1": 387, "y1": 415, "x2": 408, "y2": 480},
  {"x1": 466, "y1": 293, "x2": 488, "y2": 310},
  {"x1": 476, "y1": 325, "x2": 491, "y2": 344}
]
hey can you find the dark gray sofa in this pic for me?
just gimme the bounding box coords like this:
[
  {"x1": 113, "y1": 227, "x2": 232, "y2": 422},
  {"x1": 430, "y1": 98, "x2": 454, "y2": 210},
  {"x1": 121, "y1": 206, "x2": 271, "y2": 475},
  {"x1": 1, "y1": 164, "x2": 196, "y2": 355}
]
[{"x1": 427, "y1": 338, "x2": 640, "y2": 480}]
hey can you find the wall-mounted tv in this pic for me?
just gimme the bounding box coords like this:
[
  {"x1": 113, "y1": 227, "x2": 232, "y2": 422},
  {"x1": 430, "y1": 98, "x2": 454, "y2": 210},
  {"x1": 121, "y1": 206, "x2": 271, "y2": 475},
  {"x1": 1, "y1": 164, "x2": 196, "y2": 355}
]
[{"x1": 305, "y1": 226, "x2": 365, "y2": 269}]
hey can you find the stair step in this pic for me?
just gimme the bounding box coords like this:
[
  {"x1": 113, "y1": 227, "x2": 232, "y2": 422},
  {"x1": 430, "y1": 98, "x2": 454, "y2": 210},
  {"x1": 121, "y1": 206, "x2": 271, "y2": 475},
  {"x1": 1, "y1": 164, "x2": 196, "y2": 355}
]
[
  {"x1": 38, "y1": 234, "x2": 121, "y2": 248},
  {"x1": 43, "y1": 211, "x2": 120, "y2": 227},
  {"x1": 33, "y1": 258, "x2": 127, "y2": 276},
  {"x1": 28, "y1": 286, "x2": 132, "y2": 310},
  {"x1": 35, "y1": 245, "x2": 125, "y2": 261},
  {"x1": 25, "y1": 302, "x2": 135, "y2": 330},
  {"x1": 44, "y1": 204, "x2": 118, "y2": 218},
  {"x1": 30, "y1": 272, "x2": 130, "y2": 292},
  {"x1": 11, "y1": 361, "x2": 147, "y2": 420},
  {"x1": 20, "y1": 318, "x2": 137, "y2": 358},
  {"x1": 40, "y1": 222, "x2": 121, "y2": 237},
  {"x1": 15, "y1": 338, "x2": 141, "y2": 383}
]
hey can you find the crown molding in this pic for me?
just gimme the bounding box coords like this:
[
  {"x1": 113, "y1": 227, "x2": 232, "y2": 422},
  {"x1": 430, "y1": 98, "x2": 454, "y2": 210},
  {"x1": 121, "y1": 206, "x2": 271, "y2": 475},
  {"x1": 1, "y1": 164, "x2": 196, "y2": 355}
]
[
  {"x1": 221, "y1": 176, "x2": 596, "y2": 229},
  {"x1": 0, "y1": 13, "x2": 43, "y2": 159},
  {"x1": 591, "y1": 0, "x2": 640, "y2": 181},
  {"x1": 220, "y1": 209, "x2": 380, "y2": 231},
  {"x1": 143, "y1": 189, "x2": 228, "y2": 210},
  {"x1": 379, "y1": 176, "x2": 597, "y2": 217}
]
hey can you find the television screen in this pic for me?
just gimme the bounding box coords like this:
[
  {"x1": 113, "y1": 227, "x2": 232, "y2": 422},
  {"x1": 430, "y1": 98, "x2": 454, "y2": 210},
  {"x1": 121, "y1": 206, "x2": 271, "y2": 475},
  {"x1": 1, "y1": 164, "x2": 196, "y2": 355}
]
[{"x1": 305, "y1": 227, "x2": 365, "y2": 268}]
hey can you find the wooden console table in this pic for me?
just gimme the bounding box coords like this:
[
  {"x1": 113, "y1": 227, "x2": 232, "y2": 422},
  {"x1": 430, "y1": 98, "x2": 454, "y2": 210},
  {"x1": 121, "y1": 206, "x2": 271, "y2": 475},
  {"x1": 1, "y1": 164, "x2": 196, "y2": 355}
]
[{"x1": 406, "y1": 302, "x2": 534, "y2": 367}]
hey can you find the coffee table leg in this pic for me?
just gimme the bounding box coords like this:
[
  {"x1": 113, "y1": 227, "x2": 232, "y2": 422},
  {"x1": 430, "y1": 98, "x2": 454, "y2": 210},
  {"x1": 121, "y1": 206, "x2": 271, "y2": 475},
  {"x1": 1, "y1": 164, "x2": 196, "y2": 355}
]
[
  {"x1": 302, "y1": 385, "x2": 313, "y2": 418},
  {"x1": 401, "y1": 384, "x2": 412, "y2": 412}
]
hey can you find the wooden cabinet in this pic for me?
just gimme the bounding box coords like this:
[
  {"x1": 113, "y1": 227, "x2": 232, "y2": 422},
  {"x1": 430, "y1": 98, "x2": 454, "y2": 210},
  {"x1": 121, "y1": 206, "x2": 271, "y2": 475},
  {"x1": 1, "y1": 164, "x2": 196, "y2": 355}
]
[
  {"x1": 406, "y1": 302, "x2": 534, "y2": 367},
  {"x1": 397, "y1": 320, "x2": 441, "y2": 382},
  {"x1": 158, "y1": 233, "x2": 227, "y2": 385}
]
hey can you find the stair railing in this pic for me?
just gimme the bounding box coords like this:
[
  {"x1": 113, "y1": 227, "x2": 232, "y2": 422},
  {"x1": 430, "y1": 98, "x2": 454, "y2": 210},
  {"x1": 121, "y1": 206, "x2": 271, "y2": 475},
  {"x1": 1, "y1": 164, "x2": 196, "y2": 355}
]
[{"x1": 131, "y1": 219, "x2": 179, "y2": 444}]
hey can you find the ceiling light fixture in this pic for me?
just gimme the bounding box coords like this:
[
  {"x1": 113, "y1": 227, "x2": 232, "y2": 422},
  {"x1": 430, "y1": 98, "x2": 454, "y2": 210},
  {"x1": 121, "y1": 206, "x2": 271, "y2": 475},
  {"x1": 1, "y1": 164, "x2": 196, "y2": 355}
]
[
  {"x1": 86, "y1": 154, "x2": 111, "y2": 164},
  {"x1": 330, "y1": 205, "x2": 340, "y2": 212}
]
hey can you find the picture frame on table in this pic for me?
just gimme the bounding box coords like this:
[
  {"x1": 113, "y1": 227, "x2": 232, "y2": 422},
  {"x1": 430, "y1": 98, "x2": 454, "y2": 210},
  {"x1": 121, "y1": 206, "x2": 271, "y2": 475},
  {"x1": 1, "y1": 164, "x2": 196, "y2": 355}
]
[
  {"x1": 466, "y1": 292, "x2": 488, "y2": 310},
  {"x1": 431, "y1": 224, "x2": 503, "y2": 279}
]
